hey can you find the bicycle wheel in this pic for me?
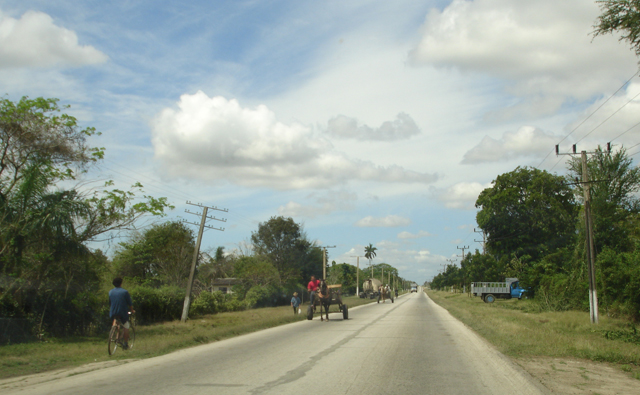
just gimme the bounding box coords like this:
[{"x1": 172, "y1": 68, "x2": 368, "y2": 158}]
[
  {"x1": 108, "y1": 325, "x2": 119, "y2": 355},
  {"x1": 127, "y1": 324, "x2": 135, "y2": 350}
]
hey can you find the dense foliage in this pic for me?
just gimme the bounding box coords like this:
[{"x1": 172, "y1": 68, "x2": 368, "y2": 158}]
[
  {"x1": 432, "y1": 154, "x2": 640, "y2": 321},
  {"x1": 0, "y1": 97, "x2": 172, "y2": 343}
]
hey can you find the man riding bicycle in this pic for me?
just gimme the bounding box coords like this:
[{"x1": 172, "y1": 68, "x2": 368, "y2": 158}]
[{"x1": 109, "y1": 277, "x2": 134, "y2": 350}]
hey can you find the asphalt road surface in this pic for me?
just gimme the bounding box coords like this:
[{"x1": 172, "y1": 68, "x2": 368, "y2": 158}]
[{"x1": 2, "y1": 291, "x2": 547, "y2": 395}]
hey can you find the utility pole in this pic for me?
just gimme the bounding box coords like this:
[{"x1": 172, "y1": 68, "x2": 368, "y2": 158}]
[
  {"x1": 318, "y1": 245, "x2": 336, "y2": 280},
  {"x1": 181, "y1": 202, "x2": 227, "y2": 322},
  {"x1": 457, "y1": 245, "x2": 469, "y2": 261},
  {"x1": 351, "y1": 255, "x2": 364, "y2": 296},
  {"x1": 446, "y1": 258, "x2": 457, "y2": 266},
  {"x1": 556, "y1": 144, "x2": 602, "y2": 324},
  {"x1": 474, "y1": 228, "x2": 486, "y2": 254}
]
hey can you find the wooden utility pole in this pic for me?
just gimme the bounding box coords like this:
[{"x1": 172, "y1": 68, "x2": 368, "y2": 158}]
[
  {"x1": 319, "y1": 245, "x2": 336, "y2": 280},
  {"x1": 181, "y1": 202, "x2": 227, "y2": 322},
  {"x1": 474, "y1": 228, "x2": 486, "y2": 254},
  {"x1": 582, "y1": 151, "x2": 599, "y2": 324},
  {"x1": 457, "y1": 245, "x2": 469, "y2": 261},
  {"x1": 556, "y1": 144, "x2": 601, "y2": 324},
  {"x1": 351, "y1": 255, "x2": 364, "y2": 297}
]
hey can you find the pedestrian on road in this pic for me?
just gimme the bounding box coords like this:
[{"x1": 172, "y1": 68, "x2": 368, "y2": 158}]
[{"x1": 291, "y1": 292, "x2": 301, "y2": 314}]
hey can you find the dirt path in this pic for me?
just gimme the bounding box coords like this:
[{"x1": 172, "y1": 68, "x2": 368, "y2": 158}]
[{"x1": 516, "y1": 357, "x2": 640, "y2": 394}]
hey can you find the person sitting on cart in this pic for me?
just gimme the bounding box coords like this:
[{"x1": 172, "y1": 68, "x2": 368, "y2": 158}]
[{"x1": 308, "y1": 275, "x2": 320, "y2": 310}]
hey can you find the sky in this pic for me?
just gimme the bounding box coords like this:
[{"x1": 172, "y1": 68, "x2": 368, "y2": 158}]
[{"x1": 2, "y1": 0, "x2": 640, "y2": 285}]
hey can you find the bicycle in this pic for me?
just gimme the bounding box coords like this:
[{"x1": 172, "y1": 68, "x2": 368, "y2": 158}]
[{"x1": 108, "y1": 312, "x2": 135, "y2": 355}]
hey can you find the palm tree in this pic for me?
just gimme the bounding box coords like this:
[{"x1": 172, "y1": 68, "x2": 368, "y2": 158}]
[{"x1": 364, "y1": 243, "x2": 377, "y2": 277}]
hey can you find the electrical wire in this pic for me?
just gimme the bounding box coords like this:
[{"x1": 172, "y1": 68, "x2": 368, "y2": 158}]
[
  {"x1": 610, "y1": 120, "x2": 640, "y2": 143},
  {"x1": 537, "y1": 70, "x2": 639, "y2": 169},
  {"x1": 575, "y1": 90, "x2": 640, "y2": 144}
]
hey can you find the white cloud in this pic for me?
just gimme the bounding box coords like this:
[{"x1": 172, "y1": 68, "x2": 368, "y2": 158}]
[
  {"x1": 326, "y1": 112, "x2": 421, "y2": 141},
  {"x1": 462, "y1": 126, "x2": 559, "y2": 164},
  {"x1": 409, "y1": 0, "x2": 638, "y2": 115},
  {"x1": 278, "y1": 190, "x2": 357, "y2": 218},
  {"x1": 397, "y1": 230, "x2": 433, "y2": 239},
  {"x1": 354, "y1": 215, "x2": 411, "y2": 228},
  {"x1": 151, "y1": 91, "x2": 438, "y2": 190},
  {"x1": 433, "y1": 181, "x2": 490, "y2": 210},
  {"x1": 0, "y1": 10, "x2": 108, "y2": 68}
]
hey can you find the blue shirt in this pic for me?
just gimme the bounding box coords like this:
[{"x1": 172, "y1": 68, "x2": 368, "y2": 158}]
[
  {"x1": 109, "y1": 287, "x2": 133, "y2": 320},
  {"x1": 291, "y1": 296, "x2": 301, "y2": 307}
]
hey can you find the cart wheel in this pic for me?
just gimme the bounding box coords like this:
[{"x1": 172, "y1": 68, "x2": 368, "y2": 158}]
[
  {"x1": 377, "y1": 295, "x2": 380, "y2": 303},
  {"x1": 306, "y1": 305, "x2": 314, "y2": 320},
  {"x1": 391, "y1": 297, "x2": 394, "y2": 303},
  {"x1": 343, "y1": 304, "x2": 348, "y2": 320},
  {"x1": 485, "y1": 294, "x2": 496, "y2": 303}
]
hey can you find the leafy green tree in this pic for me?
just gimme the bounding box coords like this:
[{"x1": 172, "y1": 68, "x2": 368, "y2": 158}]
[
  {"x1": 112, "y1": 221, "x2": 195, "y2": 286},
  {"x1": 566, "y1": 146, "x2": 640, "y2": 251},
  {"x1": 593, "y1": 1, "x2": 640, "y2": 58},
  {"x1": 461, "y1": 250, "x2": 502, "y2": 286},
  {"x1": 250, "y1": 216, "x2": 319, "y2": 284},
  {"x1": 0, "y1": 96, "x2": 173, "y2": 338},
  {"x1": 476, "y1": 166, "x2": 578, "y2": 262}
]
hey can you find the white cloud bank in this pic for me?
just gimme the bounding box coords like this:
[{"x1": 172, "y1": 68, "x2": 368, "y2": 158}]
[
  {"x1": 433, "y1": 182, "x2": 491, "y2": 210},
  {"x1": 409, "y1": 0, "x2": 638, "y2": 116},
  {"x1": 397, "y1": 230, "x2": 433, "y2": 239},
  {"x1": 462, "y1": 126, "x2": 559, "y2": 164},
  {"x1": 355, "y1": 215, "x2": 411, "y2": 228},
  {"x1": 151, "y1": 91, "x2": 438, "y2": 190},
  {"x1": 0, "y1": 10, "x2": 108, "y2": 68},
  {"x1": 326, "y1": 113, "x2": 421, "y2": 141}
]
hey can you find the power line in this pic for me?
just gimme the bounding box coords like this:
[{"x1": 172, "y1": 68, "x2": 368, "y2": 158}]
[
  {"x1": 610, "y1": 120, "x2": 640, "y2": 143},
  {"x1": 537, "y1": 70, "x2": 638, "y2": 169},
  {"x1": 575, "y1": 90, "x2": 640, "y2": 144}
]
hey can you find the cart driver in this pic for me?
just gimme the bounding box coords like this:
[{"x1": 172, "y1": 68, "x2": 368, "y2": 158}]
[{"x1": 308, "y1": 275, "x2": 320, "y2": 309}]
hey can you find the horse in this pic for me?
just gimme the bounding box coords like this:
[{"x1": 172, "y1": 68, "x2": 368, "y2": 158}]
[{"x1": 313, "y1": 279, "x2": 332, "y2": 321}]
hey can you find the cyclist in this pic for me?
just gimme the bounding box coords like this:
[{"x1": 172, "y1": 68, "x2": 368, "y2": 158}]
[{"x1": 109, "y1": 277, "x2": 134, "y2": 350}]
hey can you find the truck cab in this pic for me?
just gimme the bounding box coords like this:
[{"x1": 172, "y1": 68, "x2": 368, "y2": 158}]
[{"x1": 507, "y1": 278, "x2": 527, "y2": 299}]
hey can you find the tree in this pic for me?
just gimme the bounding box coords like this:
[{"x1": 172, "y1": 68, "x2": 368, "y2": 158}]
[
  {"x1": 112, "y1": 221, "x2": 195, "y2": 286},
  {"x1": 593, "y1": 1, "x2": 640, "y2": 59},
  {"x1": 476, "y1": 166, "x2": 578, "y2": 262},
  {"x1": 364, "y1": 243, "x2": 377, "y2": 271},
  {"x1": 250, "y1": 216, "x2": 318, "y2": 284},
  {"x1": 0, "y1": 97, "x2": 173, "y2": 337},
  {"x1": 566, "y1": 146, "x2": 640, "y2": 251}
]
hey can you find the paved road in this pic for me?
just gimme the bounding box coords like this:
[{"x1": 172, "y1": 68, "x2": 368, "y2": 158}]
[{"x1": 2, "y1": 292, "x2": 547, "y2": 395}]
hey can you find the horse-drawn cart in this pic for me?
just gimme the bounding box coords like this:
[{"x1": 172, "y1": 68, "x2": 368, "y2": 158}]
[
  {"x1": 307, "y1": 282, "x2": 348, "y2": 321},
  {"x1": 377, "y1": 285, "x2": 394, "y2": 303}
]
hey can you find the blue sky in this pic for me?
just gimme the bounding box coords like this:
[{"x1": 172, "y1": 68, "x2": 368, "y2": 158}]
[{"x1": 2, "y1": 0, "x2": 639, "y2": 285}]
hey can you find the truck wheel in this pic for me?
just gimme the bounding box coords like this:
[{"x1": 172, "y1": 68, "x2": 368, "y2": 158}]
[
  {"x1": 306, "y1": 305, "x2": 314, "y2": 320},
  {"x1": 485, "y1": 294, "x2": 496, "y2": 303}
]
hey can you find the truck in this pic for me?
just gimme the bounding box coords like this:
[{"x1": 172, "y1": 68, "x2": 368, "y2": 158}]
[
  {"x1": 360, "y1": 278, "x2": 382, "y2": 299},
  {"x1": 410, "y1": 284, "x2": 417, "y2": 293},
  {"x1": 471, "y1": 278, "x2": 527, "y2": 303}
]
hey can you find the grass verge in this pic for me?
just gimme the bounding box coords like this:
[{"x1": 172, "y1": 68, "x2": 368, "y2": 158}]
[
  {"x1": 0, "y1": 295, "x2": 376, "y2": 380},
  {"x1": 427, "y1": 290, "x2": 640, "y2": 372}
]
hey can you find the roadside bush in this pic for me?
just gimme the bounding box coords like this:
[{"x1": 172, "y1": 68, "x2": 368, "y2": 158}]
[
  {"x1": 190, "y1": 291, "x2": 224, "y2": 316},
  {"x1": 245, "y1": 285, "x2": 280, "y2": 308},
  {"x1": 129, "y1": 285, "x2": 185, "y2": 323}
]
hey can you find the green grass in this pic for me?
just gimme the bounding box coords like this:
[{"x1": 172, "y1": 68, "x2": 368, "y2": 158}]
[
  {"x1": 427, "y1": 290, "x2": 640, "y2": 366},
  {"x1": 0, "y1": 295, "x2": 376, "y2": 380}
]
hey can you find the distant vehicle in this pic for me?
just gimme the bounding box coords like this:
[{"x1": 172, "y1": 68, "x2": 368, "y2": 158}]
[
  {"x1": 410, "y1": 284, "x2": 417, "y2": 293},
  {"x1": 471, "y1": 278, "x2": 527, "y2": 303},
  {"x1": 360, "y1": 278, "x2": 382, "y2": 299}
]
